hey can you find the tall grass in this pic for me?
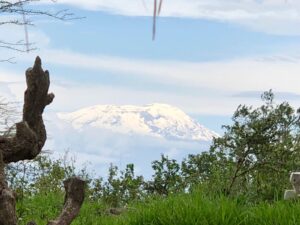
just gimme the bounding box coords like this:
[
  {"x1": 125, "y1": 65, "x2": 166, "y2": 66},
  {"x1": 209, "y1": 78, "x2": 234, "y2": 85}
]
[{"x1": 17, "y1": 188, "x2": 300, "y2": 225}]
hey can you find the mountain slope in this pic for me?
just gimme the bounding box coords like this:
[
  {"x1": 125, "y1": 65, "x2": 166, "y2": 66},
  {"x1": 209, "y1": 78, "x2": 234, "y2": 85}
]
[{"x1": 57, "y1": 103, "x2": 218, "y2": 142}]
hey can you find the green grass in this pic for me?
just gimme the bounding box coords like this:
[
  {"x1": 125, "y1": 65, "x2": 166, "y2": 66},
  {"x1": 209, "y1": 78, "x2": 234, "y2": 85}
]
[{"x1": 17, "y1": 190, "x2": 300, "y2": 225}]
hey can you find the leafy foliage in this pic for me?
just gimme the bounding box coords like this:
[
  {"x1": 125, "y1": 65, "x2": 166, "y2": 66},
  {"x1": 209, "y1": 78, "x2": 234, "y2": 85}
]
[
  {"x1": 6, "y1": 154, "x2": 89, "y2": 198},
  {"x1": 145, "y1": 155, "x2": 183, "y2": 196},
  {"x1": 210, "y1": 90, "x2": 300, "y2": 200},
  {"x1": 4, "y1": 90, "x2": 300, "y2": 223},
  {"x1": 91, "y1": 164, "x2": 144, "y2": 207}
]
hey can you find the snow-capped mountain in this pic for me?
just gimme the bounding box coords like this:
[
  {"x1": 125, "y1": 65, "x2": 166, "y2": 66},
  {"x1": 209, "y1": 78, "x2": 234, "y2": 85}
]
[{"x1": 57, "y1": 103, "x2": 218, "y2": 142}]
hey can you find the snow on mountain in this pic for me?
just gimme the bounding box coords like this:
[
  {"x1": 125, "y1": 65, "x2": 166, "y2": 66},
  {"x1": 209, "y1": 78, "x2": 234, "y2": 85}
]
[{"x1": 57, "y1": 103, "x2": 218, "y2": 142}]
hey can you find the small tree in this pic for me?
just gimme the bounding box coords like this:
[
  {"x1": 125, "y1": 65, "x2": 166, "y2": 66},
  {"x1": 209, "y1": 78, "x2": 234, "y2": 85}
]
[
  {"x1": 0, "y1": 57, "x2": 85, "y2": 225},
  {"x1": 97, "y1": 163, "x2": 144, "y2": 207},
  {"x1": 145, "y1": 155, "x2": 183, "y2": 196},
  {"x1": 211, "y1": 90, "x2": 300, "y2": 200},
  {"x1": 181, "y1": 152, "x2": 218, "y2": 190}
]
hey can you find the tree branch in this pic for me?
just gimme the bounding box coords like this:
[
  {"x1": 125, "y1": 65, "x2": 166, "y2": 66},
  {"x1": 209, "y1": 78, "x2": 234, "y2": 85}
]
[
  {"x1": 0, "y1": 0, "x2": 83, "y2": 54},
  {"x1": 47, "y1": 177, "x2": 85, "y2": 225},
  {"x1": 0, "y1": 56, "x2": 54, "y2": 163},
  {"x1": 0, "y1": 57, "x2": 15, "y2": 63}
]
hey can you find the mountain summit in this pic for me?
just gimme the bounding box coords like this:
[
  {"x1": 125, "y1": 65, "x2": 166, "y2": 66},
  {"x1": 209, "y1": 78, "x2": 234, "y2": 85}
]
[{"x1": 57, "y1": 103, "x2": 218, "y2": 142}]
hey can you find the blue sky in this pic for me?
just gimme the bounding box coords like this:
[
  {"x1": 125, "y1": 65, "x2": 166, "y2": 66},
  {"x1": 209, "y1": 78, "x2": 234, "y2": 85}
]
[
  {"x1": 36, "y1": 10, "x2": 300, "y2": 62},
  {"x1": 2, "y1": 0, "x2": 300, "y2": 134}
]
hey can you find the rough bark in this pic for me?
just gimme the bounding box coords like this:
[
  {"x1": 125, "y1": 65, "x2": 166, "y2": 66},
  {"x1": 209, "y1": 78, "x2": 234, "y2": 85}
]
[
  {"x1": 47, "y1": 178, "x2": 85, "y2": 225},
  {"x1": 0, "y1": 151, "x2": 17, "y2": 225},
  {"x1": 0, "y1": 56, "x2": 53, "y2": 225},
  {"x1": 0, "y1": 57, "x2": 85, "y2": 225},
  {"x1": 0, "y1": 56, "x2": 54, "y2": 164}
]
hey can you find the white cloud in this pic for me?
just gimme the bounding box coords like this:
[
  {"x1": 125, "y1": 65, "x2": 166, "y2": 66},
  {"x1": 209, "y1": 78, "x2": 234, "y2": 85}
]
[
  {"x1": 2, "y1": 48, "x2": 300, "y2": 115},
  {"x1": 44, "y1": 79, "x2": 246, "y2": 115},
  {"x1": 0, "y1": 26, "x2": 299, "y2": 116},
  {"x1": 45, "y1": 117, "x2": 208, "y2": 178},
  {"x1": 47, "y1": 0, "x2": 300, "y2": 35},
  {"x1": 23, "y1": 49, "x2": 300, "y2": 94}
]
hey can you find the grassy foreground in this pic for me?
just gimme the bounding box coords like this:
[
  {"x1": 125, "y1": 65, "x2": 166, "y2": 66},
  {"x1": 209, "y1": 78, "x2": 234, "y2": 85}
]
[{"x1": 17, "y1": 189, "x2": 300, "y2": 225}]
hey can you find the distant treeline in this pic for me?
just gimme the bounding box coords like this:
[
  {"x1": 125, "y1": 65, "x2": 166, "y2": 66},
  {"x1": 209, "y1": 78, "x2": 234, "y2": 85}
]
[{"x1": 6, "y1": 90, "x2": 300, "y2": 208}]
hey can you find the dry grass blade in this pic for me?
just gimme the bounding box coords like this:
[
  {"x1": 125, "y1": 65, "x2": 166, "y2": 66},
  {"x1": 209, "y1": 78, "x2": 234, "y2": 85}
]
[
  {"x1": 152, "y1": 0, "x2": 157, "y2": 40},
  {"x1": 158, "y1": 0, "x2": 163, "y2": 15},
  {"x1": 141, "y1": 0, "x2": 148, "y2": 11}
]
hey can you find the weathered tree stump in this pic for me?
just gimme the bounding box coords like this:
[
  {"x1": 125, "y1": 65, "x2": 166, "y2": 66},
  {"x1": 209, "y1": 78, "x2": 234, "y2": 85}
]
[
  {"x1": 0, "y1": 57, "x2": 85, "y2": 225},
  {"x1": 47, "y1": 178, "x2": 85, "y2": 225}
]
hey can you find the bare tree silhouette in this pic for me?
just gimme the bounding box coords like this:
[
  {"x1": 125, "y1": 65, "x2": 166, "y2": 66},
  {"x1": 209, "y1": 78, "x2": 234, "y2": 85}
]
[{"x1": 0, "y1": 0, "x2": 80, "y2": 61}]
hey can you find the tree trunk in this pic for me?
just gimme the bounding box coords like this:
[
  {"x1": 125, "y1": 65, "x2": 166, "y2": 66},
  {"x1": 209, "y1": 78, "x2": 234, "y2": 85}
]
[
  {"x1": 47, "y1": 178, "x2": 85, "y2": 225},
  {"x1": 0, "y1": 57, "x2": 85, "y2": 225},
  {"x1": 0, "y1": 151, "x2": 17, "y2": 225}
]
